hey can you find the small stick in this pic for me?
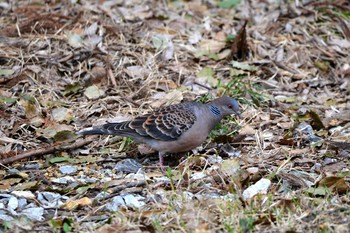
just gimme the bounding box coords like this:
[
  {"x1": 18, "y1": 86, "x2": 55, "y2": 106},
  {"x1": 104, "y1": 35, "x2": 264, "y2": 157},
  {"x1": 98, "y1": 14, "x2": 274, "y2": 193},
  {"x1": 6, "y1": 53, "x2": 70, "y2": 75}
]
[{"x1": 0, "y1": 136, "x2": 97, "y2": 165}]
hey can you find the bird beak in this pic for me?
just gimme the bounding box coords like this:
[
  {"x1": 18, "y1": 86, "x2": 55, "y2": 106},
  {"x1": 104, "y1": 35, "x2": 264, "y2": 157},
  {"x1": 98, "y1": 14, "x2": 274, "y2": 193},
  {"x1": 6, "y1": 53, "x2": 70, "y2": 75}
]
[{"x1": 235, "y1": 111, "x2": 243, "y2": 119}]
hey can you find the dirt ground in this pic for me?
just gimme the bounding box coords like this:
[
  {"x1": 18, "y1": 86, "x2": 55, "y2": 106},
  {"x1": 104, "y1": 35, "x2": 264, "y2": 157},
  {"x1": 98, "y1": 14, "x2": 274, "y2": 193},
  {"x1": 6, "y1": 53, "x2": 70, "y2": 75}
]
[{"x1": 1, "y1": 0, "x2": 350, "y2": 232}]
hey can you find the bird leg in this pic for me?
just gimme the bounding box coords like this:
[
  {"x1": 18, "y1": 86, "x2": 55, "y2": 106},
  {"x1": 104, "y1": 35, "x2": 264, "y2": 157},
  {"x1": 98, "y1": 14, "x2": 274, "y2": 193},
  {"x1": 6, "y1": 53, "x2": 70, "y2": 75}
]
[{"x1": 157, "y1": 152, "x2": 167, "y2": 172}]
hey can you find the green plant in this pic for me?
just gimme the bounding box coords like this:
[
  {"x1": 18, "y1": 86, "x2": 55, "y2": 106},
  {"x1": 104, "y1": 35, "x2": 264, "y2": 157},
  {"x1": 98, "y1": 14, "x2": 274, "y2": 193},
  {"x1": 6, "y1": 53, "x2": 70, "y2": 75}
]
[{"x1": 239, "y1": 216, "x2": 255, "y2": 232}]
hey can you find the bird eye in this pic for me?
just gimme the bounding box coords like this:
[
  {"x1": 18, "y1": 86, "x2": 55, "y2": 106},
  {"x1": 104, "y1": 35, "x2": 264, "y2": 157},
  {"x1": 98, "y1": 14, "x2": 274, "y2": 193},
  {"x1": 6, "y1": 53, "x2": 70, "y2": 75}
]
[{"x1": 228, "y1": 105, "x2": 232, "y2": 109}]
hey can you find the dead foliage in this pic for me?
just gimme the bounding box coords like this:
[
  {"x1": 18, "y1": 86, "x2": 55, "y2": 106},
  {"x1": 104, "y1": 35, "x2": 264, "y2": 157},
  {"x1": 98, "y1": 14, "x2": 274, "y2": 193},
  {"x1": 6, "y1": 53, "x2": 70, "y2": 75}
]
[{"x1": 0, "y1": 0, "x2": 349, "y2": 232}]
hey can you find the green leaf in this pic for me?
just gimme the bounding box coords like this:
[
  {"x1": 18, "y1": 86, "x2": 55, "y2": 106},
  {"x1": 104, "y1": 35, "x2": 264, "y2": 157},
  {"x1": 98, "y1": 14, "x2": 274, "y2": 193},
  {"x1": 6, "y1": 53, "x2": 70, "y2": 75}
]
[
  {"x1": 63, "y1": 222, "x2": 71, "y2": 233},
  {"x1": 0, "y1": 96, "x2": 17, "y2": 104},
  {"x1": 52, "y1": 107, "x2": 73, "y2": 123},
  {"x1": 305, "y1": 187, "x2": 328, "y2": 196},
  {"x1": 167, "y1": 167, "x2": 172, "y2": 177},
  {"x1": 49, "y1": 157, "x2": 74, "y2": 164},
  {"x1": 63, "y1": 82, "x2": 82, "y2": 96},
  {"x1": 193, "y1": 50, "x2": 220, "y2": 60},
  {"x1": 220, "y1": 159, "x2": 241, "y2": 177},
  {"x1": 84, "y1": 85, "x2": 105, "y2": 100},
  {"x1": 19, "y1": 94, "x2": 36, "y2": 103},
  {"x1": 50, "y1": 219, "x2": 61, "y2": 229},
  {"x1": 0, "y1": 68, "x2": 15, "y2": 76},
  {"x1": 76, "y1": 185, "x2": 94, "y2": 195},
  {"x1": 53, "y1": 130, "x2": 76, "y2": 142},
  {"x1": 225, "y1": 34, "x2": 236, "y2": 42},
  {"x1": 231, "y1": 61, "x2": 256, "y2": 71},
  {"x1": 197, "y1": 67, "x2": 218, "y2": 87},
  {"x1": 218, "y1": 0, "x2": 240, "y2": 9},
  {"x1": 67, "y1": 32, "x2": 83, "y2": 48},
  {"x1": 314, "y1": 60, "x2": 330, "y2": 72},
  {"x1": 198, "y1": 67, "x2": 214, "y2": 78},
  {"x1": 151, "y1": 36, "x2": 167, "y2": 49},
  {"x1": 229, "y1": 68, "x2": 247, "y2": 77}
]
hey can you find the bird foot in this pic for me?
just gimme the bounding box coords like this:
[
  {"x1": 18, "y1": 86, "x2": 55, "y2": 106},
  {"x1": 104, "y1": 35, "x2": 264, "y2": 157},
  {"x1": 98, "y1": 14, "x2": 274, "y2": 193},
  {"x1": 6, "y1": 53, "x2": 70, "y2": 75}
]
[{"x1": 155, "y1": 161, "x2": 168, "y2": 173}]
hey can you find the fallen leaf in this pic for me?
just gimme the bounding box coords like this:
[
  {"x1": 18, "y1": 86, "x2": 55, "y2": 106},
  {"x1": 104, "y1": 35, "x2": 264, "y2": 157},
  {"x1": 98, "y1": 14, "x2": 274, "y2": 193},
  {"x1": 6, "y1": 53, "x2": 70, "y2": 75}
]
[
  {"x1": 220, "y1": 159, "x2": 241, "y2": 177},
  {"x1": 318, "y1": 176, "x2": 350, "y2": 194},
  {"x1": 218, "y1": 0, "x2": 240, "y2": 9},
  {"x1": 84, "y1": 85, "x2": 105, "y2": 100},
  {"x1": 53, "y1": 130, "x2": 76, "y2": 142},
  {"x1": 52, "y1": 107, "x2": 73, "y2": 123},
  {"x1": 0, "y1": 68, "x2": 15, "y2": 76},
  {"x1": 61, "y1": 197, "x2": 92, "y2": 210},
  {"x1": 229, "y1": 21, "x2": 248, "y2": 60},
  {"x1": 197, "y1": 67, "x2": 217, "y2": 87}
]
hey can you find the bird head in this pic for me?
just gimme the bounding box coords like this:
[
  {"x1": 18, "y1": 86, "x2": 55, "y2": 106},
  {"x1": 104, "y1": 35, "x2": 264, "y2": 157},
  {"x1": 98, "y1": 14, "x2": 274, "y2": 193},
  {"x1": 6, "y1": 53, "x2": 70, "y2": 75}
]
[{"x1": 211, "y1": 96, "x2": 242, "y2": 119}]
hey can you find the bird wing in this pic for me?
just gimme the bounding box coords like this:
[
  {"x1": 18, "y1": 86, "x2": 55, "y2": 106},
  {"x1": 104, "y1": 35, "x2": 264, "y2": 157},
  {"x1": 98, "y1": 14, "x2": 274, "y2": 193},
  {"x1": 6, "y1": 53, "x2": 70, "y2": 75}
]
[
  {"x1": 128, "y1": 103, "x2": 197, "y2": 141},
  {"x1": 78, "y1": 103, "x2": 198, "y2": 141}
]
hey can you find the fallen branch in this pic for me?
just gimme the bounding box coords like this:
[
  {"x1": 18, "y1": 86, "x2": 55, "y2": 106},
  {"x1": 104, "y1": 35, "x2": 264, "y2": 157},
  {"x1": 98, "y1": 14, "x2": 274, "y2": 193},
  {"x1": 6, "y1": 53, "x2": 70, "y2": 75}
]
[{"x1": 0, "y1": 136, "x2": 97, "y2": 165}]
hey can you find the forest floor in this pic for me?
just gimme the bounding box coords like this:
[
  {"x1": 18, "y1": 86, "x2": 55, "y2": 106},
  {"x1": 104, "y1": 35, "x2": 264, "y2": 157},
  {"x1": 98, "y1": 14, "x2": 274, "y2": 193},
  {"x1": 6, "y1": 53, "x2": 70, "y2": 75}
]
[{"x1": 0, "y1": 0, "x2": 350, "y2": 232}]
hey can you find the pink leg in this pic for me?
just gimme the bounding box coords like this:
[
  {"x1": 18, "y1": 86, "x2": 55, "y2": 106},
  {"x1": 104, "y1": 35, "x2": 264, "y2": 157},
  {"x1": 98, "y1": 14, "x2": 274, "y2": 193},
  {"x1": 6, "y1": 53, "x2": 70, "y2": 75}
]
[
  {"x1": 158, "y1": 152, "x2": 167, "y2": 172},
  {"x1": 159, "y1": 153, "x2": 164, "y2": 166}
]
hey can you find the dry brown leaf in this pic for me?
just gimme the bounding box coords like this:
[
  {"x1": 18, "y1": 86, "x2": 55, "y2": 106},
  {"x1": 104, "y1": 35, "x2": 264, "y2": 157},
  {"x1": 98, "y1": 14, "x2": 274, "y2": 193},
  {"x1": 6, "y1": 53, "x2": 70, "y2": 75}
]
[
  {"x1": 318, "y1": 176, "x2": 350, "y2": 194},
  {"x1": 61, "y1": 197, "x2": 92, "y2": 211}
]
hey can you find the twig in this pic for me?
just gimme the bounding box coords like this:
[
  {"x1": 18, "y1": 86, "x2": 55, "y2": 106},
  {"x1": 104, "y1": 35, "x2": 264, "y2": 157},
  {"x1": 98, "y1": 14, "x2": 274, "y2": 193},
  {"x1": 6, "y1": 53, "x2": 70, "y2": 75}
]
[
  {"x1": 0, "y1": 136, "x2": 97, "y2": 165},
  {"x1": 110, "y1": 180, "x2": 146, "y2": 193},
  {"x1": 193, "y1": 81, "x2": 213, "y2": 90},
  {"x1": 101, "y1": 180, "x2": 147, "y2": 200}
]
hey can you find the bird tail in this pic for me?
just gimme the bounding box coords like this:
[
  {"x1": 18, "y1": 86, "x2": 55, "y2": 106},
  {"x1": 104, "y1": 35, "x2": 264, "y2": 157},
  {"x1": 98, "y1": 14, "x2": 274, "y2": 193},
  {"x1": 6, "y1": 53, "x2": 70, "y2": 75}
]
[
  {"x1": 77, "y1": 122, "x2": 126, "y2": 136},
  {"x1": 77, "y1": 126, "x2": 108, "y2": 135}
]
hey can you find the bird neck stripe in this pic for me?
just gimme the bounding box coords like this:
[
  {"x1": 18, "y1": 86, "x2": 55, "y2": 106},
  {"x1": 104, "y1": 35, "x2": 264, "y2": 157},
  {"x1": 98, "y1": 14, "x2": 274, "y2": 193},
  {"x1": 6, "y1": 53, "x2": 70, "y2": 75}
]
[{"x1": 208, "y1": 105, "x2": 221, "y2": 116}]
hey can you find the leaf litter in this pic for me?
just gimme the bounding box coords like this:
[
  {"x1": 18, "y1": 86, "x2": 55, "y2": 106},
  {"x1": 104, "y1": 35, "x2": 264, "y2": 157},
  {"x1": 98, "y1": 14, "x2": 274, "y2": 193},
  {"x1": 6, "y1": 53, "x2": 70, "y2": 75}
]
[{"x1": 0, "y1": 0, "x2": 350, "y2": 232}]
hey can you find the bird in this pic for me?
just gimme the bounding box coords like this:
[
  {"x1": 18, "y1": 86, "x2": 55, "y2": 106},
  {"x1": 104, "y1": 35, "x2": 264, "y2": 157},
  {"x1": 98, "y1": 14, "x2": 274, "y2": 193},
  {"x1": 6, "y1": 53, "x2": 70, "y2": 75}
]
[{"x1": 77, "y1": 96, "x2": 242, "y2": 167}]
